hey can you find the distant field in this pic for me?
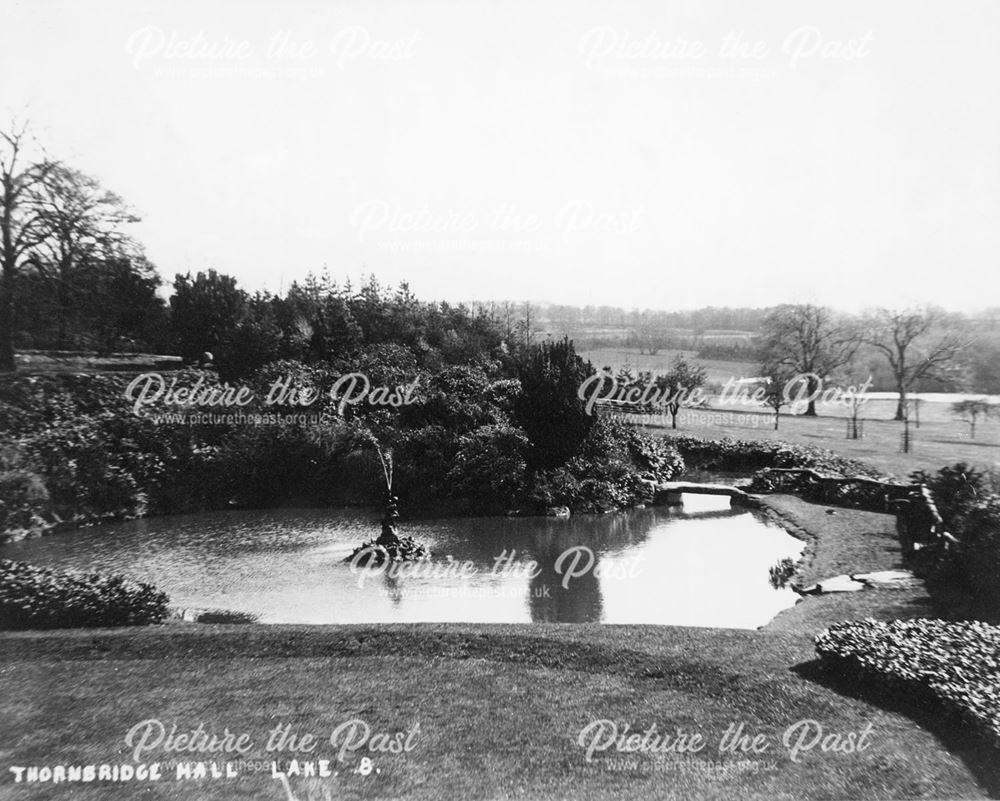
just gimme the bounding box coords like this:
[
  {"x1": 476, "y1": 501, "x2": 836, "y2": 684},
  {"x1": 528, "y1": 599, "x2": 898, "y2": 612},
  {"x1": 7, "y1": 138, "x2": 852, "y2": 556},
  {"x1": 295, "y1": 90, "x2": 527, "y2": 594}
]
[{"x1": 580, "y1": 347, "x2": 757, "y2": 387}]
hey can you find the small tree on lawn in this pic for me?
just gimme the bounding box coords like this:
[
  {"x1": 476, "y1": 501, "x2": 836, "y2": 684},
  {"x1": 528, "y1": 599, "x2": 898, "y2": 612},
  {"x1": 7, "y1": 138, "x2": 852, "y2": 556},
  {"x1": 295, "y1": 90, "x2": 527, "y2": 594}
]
[
  {"x1": 843, "y1": 377, "x2": 871, "y2": 440},
  {"x1": 760, "y1": 367, "x2": 797, "y2": 430},
  {"x1": 953, "y1": 398, "x2": 995, "y2": 439},
  {"x1": 654, "y1": 354, "x2": 708, "y2": 429}
]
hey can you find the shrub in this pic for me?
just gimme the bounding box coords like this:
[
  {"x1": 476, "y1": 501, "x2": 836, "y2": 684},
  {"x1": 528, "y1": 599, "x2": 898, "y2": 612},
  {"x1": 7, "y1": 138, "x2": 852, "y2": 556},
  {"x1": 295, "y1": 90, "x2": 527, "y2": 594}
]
[
  {"x1": 417, "y1": 365, "x2": 490, "y2": 423},
  {"x1": 748, "y1": 469, "x2": 909, "y2": 512},
  {"x1": 1, "y1": 371, "x2": 230, "y2": 525},
  {"x1": 0, "y1": 559, "x2": 170, "y2": 629},
  {"x1": 910, "y1": 463, "x2": 989, "y2": 536},
  {"x1": 23, "y1": 419, "x2": 147, "y2": 521},
  {"x1": 515, "y1": 338, "x2": 595, "y2": 469},
  {"x1": 193, "y1": 609, "x2": 259, "y2": 624},
  {"x1": 622, "y1": 424, "x2": 685, "y2": 482},
  {"x1": 668, "y1": 435, "x2": 883, "y2": 478},
  {"x1": 214, "y1": 421, "x2": 348, "y2": 507},
  {"x1": 816, "y1": 619, "x2": 1000, "y2": 749},
  {"x1": 579, "y1": 417, "x2": 685, "y2": 482},
  {"x1": 393, "y1": 425, "x2": 459, "y2": 507},
  {"x1": 529, "y1": 419, "x2": 683, "y2": 513},
  {"x1": 0, "y1": 469, "x2": 53, "y2": 536},
  {"x1": 445, "y1": 424, "x2": 530, "y2": 514},
  {"x1": 955, "y1": 496, "x2": 1000, "y2": 622},
  {"x1": 907, "y1": 463, "x2": 1000, "y2": 621},
  {"x1": 535, "y1": 461, "x2": 642, "y2": 513}
]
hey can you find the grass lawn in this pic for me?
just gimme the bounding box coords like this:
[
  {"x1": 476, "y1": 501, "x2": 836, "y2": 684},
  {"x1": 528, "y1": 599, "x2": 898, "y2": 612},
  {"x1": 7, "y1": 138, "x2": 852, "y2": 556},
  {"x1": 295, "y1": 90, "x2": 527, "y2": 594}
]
[
  {"x1": 579, "y1": 347, "x2": 755, "y2": 387},
  {"x1": 581, "y1": 346, "x2": 1000, "y2": 477},
  {"x1": 8, "y1": 351, "x2": 184, "y2": 375},
  {"x1": 649, "y1": 408, "x2": 1000, "y2": 479},
  {"x1": 1, "y1": 498, "x2": 996, "y2": 800}
]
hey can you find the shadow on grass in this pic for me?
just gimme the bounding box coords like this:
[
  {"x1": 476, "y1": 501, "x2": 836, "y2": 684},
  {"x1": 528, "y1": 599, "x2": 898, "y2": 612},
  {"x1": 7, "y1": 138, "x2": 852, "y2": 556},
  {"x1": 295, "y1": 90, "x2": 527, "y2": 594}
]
[
  {"x1": 0, "y1": 626, "x2": 730, "y2": 687},
  {"x1": 791, "y1": 658, "x2": 1000, "y2": 798}
]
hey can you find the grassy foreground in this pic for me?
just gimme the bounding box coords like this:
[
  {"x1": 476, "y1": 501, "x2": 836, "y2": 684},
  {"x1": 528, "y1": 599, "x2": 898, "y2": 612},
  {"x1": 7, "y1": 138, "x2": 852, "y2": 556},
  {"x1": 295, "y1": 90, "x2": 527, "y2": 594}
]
[{"x1": 1, "y1": 498, "x2": 996, "y2": 800}]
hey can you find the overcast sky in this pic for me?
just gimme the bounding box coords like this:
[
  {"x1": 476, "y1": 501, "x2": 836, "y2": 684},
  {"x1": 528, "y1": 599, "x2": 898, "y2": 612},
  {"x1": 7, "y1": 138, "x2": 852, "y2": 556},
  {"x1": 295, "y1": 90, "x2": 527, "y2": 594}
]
[{"x1": 3, "y1": 0, "x2": 998, "y2": 310}]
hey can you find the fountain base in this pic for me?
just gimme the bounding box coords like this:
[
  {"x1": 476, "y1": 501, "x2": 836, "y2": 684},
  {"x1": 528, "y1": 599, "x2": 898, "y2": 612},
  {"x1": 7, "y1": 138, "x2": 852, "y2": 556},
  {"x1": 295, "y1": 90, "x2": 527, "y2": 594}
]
[{"x1": 343, "y1": 495, "x2": 430, "y2": 566}]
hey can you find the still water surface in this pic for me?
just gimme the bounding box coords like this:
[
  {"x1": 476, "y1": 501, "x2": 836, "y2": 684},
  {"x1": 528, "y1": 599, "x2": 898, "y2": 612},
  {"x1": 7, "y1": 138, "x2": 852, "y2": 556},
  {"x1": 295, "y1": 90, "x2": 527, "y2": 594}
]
[{"x1": 0, "y1": 494, "x2": 804, "y2": 628}]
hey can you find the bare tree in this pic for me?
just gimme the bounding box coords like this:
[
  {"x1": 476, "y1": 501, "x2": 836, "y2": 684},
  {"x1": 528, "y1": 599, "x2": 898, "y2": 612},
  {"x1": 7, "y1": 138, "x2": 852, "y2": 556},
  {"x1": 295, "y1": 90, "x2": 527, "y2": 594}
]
[
  {"x1": 0, "y1": 122, "x2": 57, "y2": 371},
  {"x1": 843, "y1": 380, "x2": 869, "y2": 440},
  {"x1": 862, "y1": 308, "x2": 969, "y2": 421},
  {"x1": 500, "y1": 300, "x2": 516, "y2": 344},
  {"x1": 514, "y1": 301, "x2": 535, "y2": 350},
  {"x1": 759, "y1": 304, "x2": 859, "y2": 416}
]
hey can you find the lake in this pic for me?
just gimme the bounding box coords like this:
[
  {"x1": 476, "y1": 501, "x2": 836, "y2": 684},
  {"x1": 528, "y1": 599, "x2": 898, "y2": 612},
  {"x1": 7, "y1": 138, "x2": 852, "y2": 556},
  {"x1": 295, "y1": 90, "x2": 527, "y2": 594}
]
[{"x1": 0, "y1": 494, "x2": 805, "y2": 629}]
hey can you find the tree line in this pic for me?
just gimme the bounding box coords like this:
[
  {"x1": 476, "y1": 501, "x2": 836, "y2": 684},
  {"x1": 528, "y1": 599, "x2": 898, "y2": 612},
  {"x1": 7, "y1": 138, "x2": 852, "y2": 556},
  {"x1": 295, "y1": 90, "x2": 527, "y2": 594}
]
[
  {"x1": 757, "y1": 304, "x2": 975, "y2": 420},
  {"x1": 3, "y1": 122, "x2": 995, "y2": 406},
  {"x1": 0, "y1": 123, "x2": 519, "y2": 375},
  {"x1": 0, "y1": 123, "x2": 166, "y2": 367}
]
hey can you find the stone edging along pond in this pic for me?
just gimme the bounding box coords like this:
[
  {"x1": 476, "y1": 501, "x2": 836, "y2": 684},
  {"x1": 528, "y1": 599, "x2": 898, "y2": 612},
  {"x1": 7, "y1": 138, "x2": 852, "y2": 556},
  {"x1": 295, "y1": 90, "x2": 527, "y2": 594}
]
[
  {"x1": 729, "y1": 466, "x2": 1000, "y2": 759},
  {"x1": 747, "y1": 466, "x2": 954, "y2": 557},
  {"x1": 650, "y1": 460, "x2": 952, "y2": 598}
]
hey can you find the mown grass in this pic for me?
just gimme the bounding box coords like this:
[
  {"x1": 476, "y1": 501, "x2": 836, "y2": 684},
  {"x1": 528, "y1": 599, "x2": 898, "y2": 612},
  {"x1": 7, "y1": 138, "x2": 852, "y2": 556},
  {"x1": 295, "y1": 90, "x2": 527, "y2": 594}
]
[
  {"x1": 580, "y1": 348, "x2": 999, "y2": 477},
  {"x1": 0, "y1": 624, "x2": 991, "y2": 800},
  {"x1": 1, "y1": 497, "x2": 995, "y2": 800},
  {"x1": 580, "y1": 347, "x2": 755, "y2": 388},
  {"x1": 656, "y1": 409, "x2": 1000, "y2": 479}
]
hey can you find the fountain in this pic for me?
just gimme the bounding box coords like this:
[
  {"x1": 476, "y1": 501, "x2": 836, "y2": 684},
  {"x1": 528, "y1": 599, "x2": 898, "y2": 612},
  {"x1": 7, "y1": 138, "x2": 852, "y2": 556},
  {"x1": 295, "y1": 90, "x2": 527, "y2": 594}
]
[
  {"x1": 344, "y1": 494, "x2": 430, "y2": 567},
  {"x1": 344, "y1": 444, "x2": 430, "y2": 567}
]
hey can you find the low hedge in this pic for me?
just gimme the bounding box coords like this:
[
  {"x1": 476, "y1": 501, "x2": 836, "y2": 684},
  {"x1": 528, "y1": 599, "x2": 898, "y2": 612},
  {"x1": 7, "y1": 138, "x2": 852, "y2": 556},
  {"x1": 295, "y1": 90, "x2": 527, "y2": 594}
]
[
  {"x1": 816, "y1": 619, "x2": 1000, "y2": 749},
  {"x1": 747, "y1": 469, "x2": 909, "y2": 513},
  {"x1": 0, "y1": 559, "x2": 170, "y2": 629},
  {"x1": 668, "y1": 435, "x2": 883, "y2": 478}
]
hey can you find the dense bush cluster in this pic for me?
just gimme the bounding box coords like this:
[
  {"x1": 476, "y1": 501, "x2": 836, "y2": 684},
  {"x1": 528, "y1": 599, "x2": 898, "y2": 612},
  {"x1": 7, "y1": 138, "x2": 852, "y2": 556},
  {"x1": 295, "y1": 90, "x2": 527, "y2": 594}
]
[
  {"x1": 1, "y1": 330, "x2": 680, "y2": 531},
  {"x1": 910, "y1": 463, "x2": 991, "y2": 535},
  {"x1": 1, "y1": 371, "x2": 229, "y2": 528},
  {"x1": 668, "y1": 435, "x2": 883, "y2": 478},
  {"x1": 0, "y1": 559, "x2": 170, "y2": 629},
  {"x1": 529, "y1": 417, "x2": 684, "y2": 514},
  {"x1": 816, "y1": 619, "x2": 1000, "y2": 748},
  {"x1": 909, "y1": 464, "x2": 1000, "y2": 621},
  {"x1": 964, "y1": 500, "x2": 1000, "y2": 620}
]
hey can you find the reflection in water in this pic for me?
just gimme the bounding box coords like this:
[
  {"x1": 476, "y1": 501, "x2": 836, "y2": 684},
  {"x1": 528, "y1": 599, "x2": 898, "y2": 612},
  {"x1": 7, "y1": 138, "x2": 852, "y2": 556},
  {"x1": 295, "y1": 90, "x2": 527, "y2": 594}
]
[
  {"x1": 381, "y1": 570, "x2": 404, "y2": 606},
  {"x1": 0, "y1": 495, "x2": 805, "y2": 628},
  {"x1": 529, "y1": 523, "x2": 604, "y2": 623}
]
